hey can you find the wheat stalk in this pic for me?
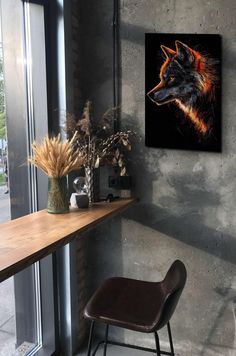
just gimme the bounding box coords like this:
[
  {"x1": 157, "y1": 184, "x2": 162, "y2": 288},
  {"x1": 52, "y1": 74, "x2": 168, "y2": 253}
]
[{"x1": 28, "y1": 133, "x2": 85, "y2": 177}]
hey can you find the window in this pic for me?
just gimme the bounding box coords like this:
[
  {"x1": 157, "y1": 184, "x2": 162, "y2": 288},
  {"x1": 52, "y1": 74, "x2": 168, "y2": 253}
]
[{"x1": 0, "y1": 1, "x2": 56, "y2": 354}]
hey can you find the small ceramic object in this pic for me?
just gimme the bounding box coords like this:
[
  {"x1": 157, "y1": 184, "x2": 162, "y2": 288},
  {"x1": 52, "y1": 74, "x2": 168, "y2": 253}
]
[
  {"x1": 76, "y1": 193, "x2": 89, "y2": 208},
  {"x1": 72, "y1": 177, "x2": 89, "y2": 208},
  {"x1": 70, "y1": 193, "x2": 78, "y2": 209}
]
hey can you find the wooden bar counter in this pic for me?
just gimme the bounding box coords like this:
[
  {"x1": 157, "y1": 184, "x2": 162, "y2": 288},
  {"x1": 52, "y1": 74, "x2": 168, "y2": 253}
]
[{"x1": 0, "y1": 198, "x2": 136, "y2": 283}]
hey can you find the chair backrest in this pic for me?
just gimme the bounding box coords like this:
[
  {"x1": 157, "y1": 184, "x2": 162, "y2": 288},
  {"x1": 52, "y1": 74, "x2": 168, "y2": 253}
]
[{"x1": 156, "y1": 260, "x2": 187, "y2": 330}]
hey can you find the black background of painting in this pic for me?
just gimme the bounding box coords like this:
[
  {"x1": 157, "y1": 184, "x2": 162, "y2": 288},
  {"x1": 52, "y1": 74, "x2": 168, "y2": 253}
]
[{"x1": 145, "y1": 33, "x2": 221, "y2": 152}]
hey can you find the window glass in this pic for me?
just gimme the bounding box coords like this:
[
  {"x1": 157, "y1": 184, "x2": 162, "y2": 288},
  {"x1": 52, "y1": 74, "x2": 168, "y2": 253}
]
[{"x1": 0, "y1": 1, "x2": 52, "y2": 355}]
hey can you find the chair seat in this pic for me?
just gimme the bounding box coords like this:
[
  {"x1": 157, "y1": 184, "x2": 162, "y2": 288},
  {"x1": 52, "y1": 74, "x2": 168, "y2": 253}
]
[{"x1": 84, "y1": 277, "x2": 166, "y2": 333}]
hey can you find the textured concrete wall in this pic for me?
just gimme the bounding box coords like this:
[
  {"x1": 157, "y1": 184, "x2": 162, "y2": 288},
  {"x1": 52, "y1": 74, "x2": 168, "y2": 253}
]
[
  {"x1": 73, "y1": 0, "x2": 114, "y2": 116},
  {"x1": 77, "y1": 1, "x2": 236, "y2": 355}
]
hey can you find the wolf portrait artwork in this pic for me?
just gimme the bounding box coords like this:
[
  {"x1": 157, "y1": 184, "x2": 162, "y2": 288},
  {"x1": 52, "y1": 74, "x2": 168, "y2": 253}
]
[{"x1": 145, "y1": 34, "x2": 221, "y2": 151}]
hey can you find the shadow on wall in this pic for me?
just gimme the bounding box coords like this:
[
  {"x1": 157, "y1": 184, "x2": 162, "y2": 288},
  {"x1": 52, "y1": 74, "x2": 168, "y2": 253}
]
[
  {"x1": 121, "y1": 21, "x2": 150, "y2": 46},
  {"x1": 126, "y1": 160, "x2": 236, "y2": 267}
]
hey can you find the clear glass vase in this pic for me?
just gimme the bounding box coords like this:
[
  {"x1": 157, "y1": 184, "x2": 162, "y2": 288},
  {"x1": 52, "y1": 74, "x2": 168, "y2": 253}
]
[{"x1": 47, "y1": 176, "x2": 69, "y2": 214}]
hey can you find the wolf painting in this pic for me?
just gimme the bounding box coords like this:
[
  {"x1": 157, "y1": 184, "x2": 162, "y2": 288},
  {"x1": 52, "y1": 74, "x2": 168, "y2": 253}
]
[{"x1": 145, "y1": 34, "x2": 221, "y2": 151}]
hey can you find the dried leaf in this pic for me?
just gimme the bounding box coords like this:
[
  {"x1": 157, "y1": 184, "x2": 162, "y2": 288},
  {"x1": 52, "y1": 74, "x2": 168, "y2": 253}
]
[
  {"x1": 111, "y1": 157, "x2": 116, "y2": 165},
  {"x1": 118, "y1": 158, "x2": 123, "y2": 167},
  {"x1": 120, "y1": 167, "x2": 126, "y2": 176},
  {"x1": 115, "y1": 148, "x2": 120, "y2": 160},
  {"x1": 95, "y1": 156, "x2": 100, "y2": 168}
]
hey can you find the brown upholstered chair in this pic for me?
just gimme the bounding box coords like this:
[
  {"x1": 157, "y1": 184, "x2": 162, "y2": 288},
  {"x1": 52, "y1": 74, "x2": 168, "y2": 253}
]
[{"x1": 84, "y1": 260, "x2": 187, "y2": 356}]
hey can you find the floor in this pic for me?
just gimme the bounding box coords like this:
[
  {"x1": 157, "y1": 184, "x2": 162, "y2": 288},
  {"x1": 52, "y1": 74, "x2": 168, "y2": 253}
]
[{"x1": 78, "y1": 344, "x2": 146, "y2": 355}]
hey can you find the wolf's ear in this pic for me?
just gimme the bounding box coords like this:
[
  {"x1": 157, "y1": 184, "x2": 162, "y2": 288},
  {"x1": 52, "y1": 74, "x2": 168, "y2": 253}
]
[
  {"x1": 175, "y1": 41, "x2": 195, "y2": 64},
  {"x1": 161, "y1": 45, "x2": 176, "y2": 59}
]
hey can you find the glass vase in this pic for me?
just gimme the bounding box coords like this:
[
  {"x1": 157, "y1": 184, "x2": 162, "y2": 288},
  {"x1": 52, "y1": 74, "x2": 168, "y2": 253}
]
[{"x1": 47, "y1": 176, "x2": 69, "y2": 214}]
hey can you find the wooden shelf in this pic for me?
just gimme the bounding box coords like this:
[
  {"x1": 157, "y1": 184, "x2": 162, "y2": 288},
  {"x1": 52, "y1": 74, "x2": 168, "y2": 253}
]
[{"x1": 0, "y1": 198, "x2": 136, "y2": 283}]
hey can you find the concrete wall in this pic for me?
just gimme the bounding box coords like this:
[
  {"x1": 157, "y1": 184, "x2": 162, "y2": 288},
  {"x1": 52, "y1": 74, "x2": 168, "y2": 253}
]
[
  {"x1": 76, "y1": 1, "x2": 236, "y2": 355},
  {"x1": 73, "y1": 0, "x2": 114, "y2": 116}
]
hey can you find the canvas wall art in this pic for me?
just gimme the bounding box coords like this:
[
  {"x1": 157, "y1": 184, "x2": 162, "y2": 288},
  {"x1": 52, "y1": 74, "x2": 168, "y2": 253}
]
[{"x1": 145, "y1": 34, "x2": 221, "y2": 152}]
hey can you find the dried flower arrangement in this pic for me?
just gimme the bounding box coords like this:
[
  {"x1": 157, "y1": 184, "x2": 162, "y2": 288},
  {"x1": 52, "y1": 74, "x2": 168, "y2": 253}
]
[
  {"x1": 28, "y1": 133, "x2": 85, "y2": 177},
  {"x1": 66, "y1": 100, "x2": 133, "y2": 176}
]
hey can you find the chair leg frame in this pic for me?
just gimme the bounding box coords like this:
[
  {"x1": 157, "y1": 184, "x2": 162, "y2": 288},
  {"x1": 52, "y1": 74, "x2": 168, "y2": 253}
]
[
  {"x1": 86, "y1": 321, "x2": 175, "y2": 356},
  {"x1": 167, "y1": 322, "x2": 175, "y2": 356},
  {"x1": 154, "y1": 331, "x2": 161, "y2": 356},
  {"x1": 103, "y1": 324, "x2": 109, "y2": 356},
  {"x1": 86, "y1": 320, "x2": 95, "y2": 356}
]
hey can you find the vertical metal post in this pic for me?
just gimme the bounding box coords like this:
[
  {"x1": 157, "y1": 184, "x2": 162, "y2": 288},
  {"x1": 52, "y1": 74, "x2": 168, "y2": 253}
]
[{"x1": 113, "y1": 0, "x2": 120, "y2": 132}]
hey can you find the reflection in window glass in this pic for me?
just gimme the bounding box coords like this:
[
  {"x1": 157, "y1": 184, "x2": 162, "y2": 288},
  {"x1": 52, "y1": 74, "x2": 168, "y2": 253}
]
[
  {"x1": 0, "y1": 2, "x2": 44, "y2": 354},
  {"x1": 0, "y1": 0, "x2": 56, "y2": 354}
]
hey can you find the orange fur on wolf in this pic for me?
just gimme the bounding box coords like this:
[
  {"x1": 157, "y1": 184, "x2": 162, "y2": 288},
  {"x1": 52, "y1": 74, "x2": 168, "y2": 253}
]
[{"x1": 147, "y1": 40, "x2": 218, "y2": 137}]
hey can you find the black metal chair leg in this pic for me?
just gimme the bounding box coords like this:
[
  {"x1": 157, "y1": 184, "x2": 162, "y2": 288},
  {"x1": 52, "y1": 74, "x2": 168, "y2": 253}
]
[
  {"x1": 87, "y1": 321, "x2": 95, "y2": 356},
  {"x1": 103, "y1": 324, "x2": 109, "y2": 356},
  {"x1": 167, "y1": 322, "x2": 175, "y2": 355},
  {"x1": 154, "y1": 331, "x2": 161, "y2": 356}
]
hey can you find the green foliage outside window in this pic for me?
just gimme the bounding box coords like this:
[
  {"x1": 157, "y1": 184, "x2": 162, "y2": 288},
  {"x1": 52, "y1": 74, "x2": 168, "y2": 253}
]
[{"x1": 0, "y1": 112, "x2": 5, "y2": 139}]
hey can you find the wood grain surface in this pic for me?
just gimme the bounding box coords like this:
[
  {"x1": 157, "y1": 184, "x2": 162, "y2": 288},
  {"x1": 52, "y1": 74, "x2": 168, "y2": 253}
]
[{"x1": 0, "y1": 198, "x2": 136, "y2": 283}]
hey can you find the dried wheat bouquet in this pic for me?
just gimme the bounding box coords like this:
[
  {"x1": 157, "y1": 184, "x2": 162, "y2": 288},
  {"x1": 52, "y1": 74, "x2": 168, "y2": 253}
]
[{"x1": 28, "y1": 133, "x2": 84, "y2": 178}]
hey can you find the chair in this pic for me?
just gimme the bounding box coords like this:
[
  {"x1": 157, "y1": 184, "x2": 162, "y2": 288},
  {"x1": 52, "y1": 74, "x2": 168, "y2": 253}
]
[{"x1": 84, "y1": 260, "x2": 187, "y2": 356}]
